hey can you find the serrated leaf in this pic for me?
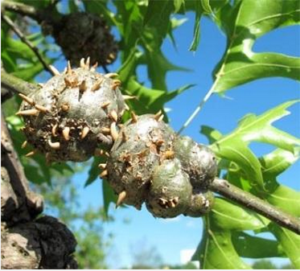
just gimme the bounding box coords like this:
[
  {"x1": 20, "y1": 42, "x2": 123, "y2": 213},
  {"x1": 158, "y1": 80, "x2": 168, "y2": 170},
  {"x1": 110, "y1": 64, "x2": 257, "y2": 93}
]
[
  {"x1": 174, "y1": 0, "x2": 185, "y2": 13},
  {"x1": 201, "y1": 0, "x2": 213, "y2": 14},
  {"x1": 201, "y1": 125, "x2": 223, "y2": 144},
  {"x1": 118, "y1": 48, "x2": 141, "y2": 83},
  {"x1": 232, "y1": 232, "x2": 285, "y2": 258},
  {"x1": 126, "y1": 78, "x2": 193, "y2": 115},
  {"x1": 189, "y1": 0, "x2": 203, "y2": 51},
  {"x1": 270, "y1": 224, "x2": 300, "y2": 268},
  {"x1": 102, "y1": 179, "x2": 117, "y2": 217},
  {"x1": 146, "y1": 50, "x2": 190, "y2": 89},
  {"x1": 211, "y1": 101, "x2": 300, "y2": 188},
  {"x1": 83, "y1": 0, "x2": 116, "y2": 26},
  {"x1": 212, "y1": 0, "x2": 300, "y2": 93},
  {"x1": 143, "y1": 0, "x2": 174, "y2": 48},
  {"x1": 260, "y1": 148, "x2": 299, "y2": 179},
  {"x1": 193, "y1": 217, "x2": 250, "y2": 269},
  {"x1": 23, "y1": 164, "x2": 46, "y2": 185},
  {"x1": 85, "y1": 156, "x2": 106, "y2": 187},
  {"x1": 211, "y1": 198, "x2": 266, "y2": 230},
  {"x1": 266, "y1": 184, "x2": 300, "y2": 216},
  {"x1": 169, "y1": 18, "x2": 188, "y2": 47},
  {"x1": 12, "y1": 62, "x2": 45, "y2": 81},
  {"x1": 68, "y1": 0, "x2": 80, "y2": 13}
]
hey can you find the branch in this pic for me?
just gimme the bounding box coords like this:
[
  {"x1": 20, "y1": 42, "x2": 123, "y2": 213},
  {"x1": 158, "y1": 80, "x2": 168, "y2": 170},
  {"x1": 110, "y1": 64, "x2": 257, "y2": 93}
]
[
  {"x1": 102, "y1": 65, "x2": 110, "y2": 73},
  {"x1": 210, "y1": 178, "x2": 300, "y2": 235},
  {"x1": 1, "y1": 72, "x2": 40, "y2": 97},
  {"x1": 1, "y1": 112, "x2": 44, "y2": 223},
  {"x1": 2, "y1": 14, "x2": 55, "y2": 76},
  {"x1": 1, "y1": 1, "x2": 42, "y2": 21}
]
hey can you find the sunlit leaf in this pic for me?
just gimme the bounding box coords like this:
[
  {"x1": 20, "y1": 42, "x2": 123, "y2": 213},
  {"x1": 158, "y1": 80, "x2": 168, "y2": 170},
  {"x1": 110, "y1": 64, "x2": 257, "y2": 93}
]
[
  {"x1": 266, "y1": 184, "x2": 300, "y2": 217},
  {"x1": 146, "y1": 50, "x2": 190, "y2": 89},
  {"x1": 201, "y1": 125, "x2": 223, "y2": 144},
  {"x1": 211, "y1": 198, "x2": 266, "y2": 231},
  {"x1": 211, "y1": 100, "x2": 300, "y2": 187},
  {"x1": 260, "y1": 148, "x2": 299, "y2": 179},
  {"x1": 102, "y1": 179, "x2": 117, "y2": 217},
  {"x1": 174, "y1": 0, "x2": 185, "y2": 13},
  {"x1": 271, "y1": 224, "x2": 300, "y2": 268},
  {"x1": 232, "y1": 232, "x2": 285, "y2": 258},
  {"x1": 85, "y1": 157, "x2": 106, "y2": 187},
  {"x1": 211, "y1": 0, "x2": 300, "y2": 93},
  {"x1": 144, "y1": 0, "x2": 174, "y2": 48},
  {"x1": 193, "y1": 217, "x2": 250, "y2": 269},
  {"x1": 201, "y1": 0, "x2": 213, "y2": 14},
  {"x1": 189, "y1": 0, "x2": 203, "y2": 51},
  {"x1": 125, "y1": 78, "x2": 194, "y2": 115}
]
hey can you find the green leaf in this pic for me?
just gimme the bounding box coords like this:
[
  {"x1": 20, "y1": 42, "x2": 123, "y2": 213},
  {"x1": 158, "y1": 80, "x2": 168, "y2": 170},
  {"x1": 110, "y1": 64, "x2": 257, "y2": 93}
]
[
  {"x1": 146, "y1": 50, "x2": 190, "y2": 89},
  {"x1": 200, "y1": 125, "x2": 223, "y2": 144},
  {"x1": 143, "y1": 0, "x2": 174, "y2": 48},
  {"x1": 102, "y1": 179, "x2": 117, "y2": 217},
  {"x1": 18, "y1": 0, "x2": 52, "y2": 9},
  {"x1": 211, "y1": 0, "x2": 300, "y2": 93},
  {"x1": 266, "y1": 184, "x2": 300, "y2": 216},
  {"x1": 211, "y1": 100, "x2": 300, "y2": 188},
  {"x1": 189, "y1": 0, "x2": 203, "y2": 51},
  {"x1": 84, "y1": 156, "x2": 116, "y2": 216},
  {"x1": 193, "y1": 217, "x2": 250, "y2": 269},
  {"x1": 232, "y1": 232, "x2": 285, "y2": 258},
  {"x1": 23, "y1": 164, "x2": 46, "y2": 185},
  {"x1": 114, "y1": 1, "x2": 145, "y2": 58},
  {"x1": 174, "y1": 0, "x2": 185, "y2": 13},
  {"x1": 68, "y1": 0, "x2": 80, "y2": 13},
  {"x1": 211, "y1": 198, "x2": 266, "y2": 231},
  {"x1": 169, "y1": 18, "x2": 188, "y2": 48},
  {"x1": 270, "y1": 224, "x2": 300, "y2": 268},
  {"x1": 83, "y1": 0, "x2": 116, "y2": 26},
  {"x1": 260, "y1": 148, "x2": 299, "y2": 179},
  {"x1": 201, "y1": 0, "x2": 213, "y2": 14},
  {"x1": 125, "y1": 78, "x2": 194, "y2": 115},
  {"x1": 118, "y1": 48, "x2": 141, "y2": 83},
  {"x1": 85, "y1": 156, "x2": 106, "y2": 187},
  {"x1": 12, "y1": 62, "x2": 45, "y2": 81}
]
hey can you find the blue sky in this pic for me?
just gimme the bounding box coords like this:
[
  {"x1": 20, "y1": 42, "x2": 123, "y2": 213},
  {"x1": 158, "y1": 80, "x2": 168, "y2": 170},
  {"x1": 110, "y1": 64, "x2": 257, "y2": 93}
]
[{"x1": 41, "y1": 8, "x2": 299, "y2": 269}]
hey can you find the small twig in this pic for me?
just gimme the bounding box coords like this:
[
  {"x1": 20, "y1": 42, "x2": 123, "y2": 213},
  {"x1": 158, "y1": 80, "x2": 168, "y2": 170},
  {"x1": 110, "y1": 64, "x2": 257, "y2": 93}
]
[
  {"x1": 210, "y1": 178, "x2": 300, "y2": 235},
  {"x1": 102, "y1": 65, "x2": 110, "y2": 74},
  {"x1": 2, "y1": 14, "x2": 55, "y2": 76},
  {"x1": 177, "y1": 85, "x2": 215, "y2": 135},
  {"x1": 1, "y1": 72, "x2": 40, "y2": 97},
  {"x1": 1, "y1": 1, "x2": 41, "y2": 21}
]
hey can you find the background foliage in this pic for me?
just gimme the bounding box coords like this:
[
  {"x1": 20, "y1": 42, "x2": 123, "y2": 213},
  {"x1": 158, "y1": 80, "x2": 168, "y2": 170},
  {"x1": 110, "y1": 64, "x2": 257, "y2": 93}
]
[{"x1": 2, "y1": 0, "x2": 299, "y2": 268}]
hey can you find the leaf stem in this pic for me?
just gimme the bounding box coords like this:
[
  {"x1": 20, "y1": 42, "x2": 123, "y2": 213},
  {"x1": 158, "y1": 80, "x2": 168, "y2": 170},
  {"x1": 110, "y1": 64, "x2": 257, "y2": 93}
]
[
  {"x1": 177, "y1": 80, "x2": 217, "y2": 135},
  {"x1": 2, "y1": 14, "x2": 55, "y2": 76},
  {"x1": 210, "y1": 178, "x2": 300, "y2": 235}
]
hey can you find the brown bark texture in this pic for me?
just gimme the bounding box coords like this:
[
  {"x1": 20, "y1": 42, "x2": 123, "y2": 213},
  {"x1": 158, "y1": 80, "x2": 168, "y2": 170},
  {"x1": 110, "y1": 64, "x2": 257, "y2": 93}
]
[{"x1": 1, "y1": 112, "x2": 78, "y2": 269}]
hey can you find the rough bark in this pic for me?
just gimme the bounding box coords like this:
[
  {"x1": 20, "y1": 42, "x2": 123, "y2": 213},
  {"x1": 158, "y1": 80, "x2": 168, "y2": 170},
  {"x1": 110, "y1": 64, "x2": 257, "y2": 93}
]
[{"x1": 1, "y1": 110, "x2": 78, "y2": 268}]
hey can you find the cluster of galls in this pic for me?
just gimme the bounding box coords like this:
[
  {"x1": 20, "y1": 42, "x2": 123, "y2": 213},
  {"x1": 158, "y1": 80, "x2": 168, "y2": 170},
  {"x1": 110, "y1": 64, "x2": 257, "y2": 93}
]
[
  {"x1": 43, "y1": 12, "x2": 118, "y2": 67},
  {"x1": 104, "y1": 115, "x2": 217, "y2": 218},
  {"x1": 17, "y1": 59, "x2": 129, "y2": 163},
  {"x1": 18, "y1": 60, "x2": 217, "y2": 219}
]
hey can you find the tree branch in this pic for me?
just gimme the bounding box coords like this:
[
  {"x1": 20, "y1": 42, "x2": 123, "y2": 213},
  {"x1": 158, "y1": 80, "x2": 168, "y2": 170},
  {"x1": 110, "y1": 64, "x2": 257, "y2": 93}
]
[
  {"x1": 210, "y1": 178, "x2": 300, "y2": 235},
  {"x1": 1, "y1": 112, "x2": 44, "y2": 223},
  {"x1": 1, "y1": 72, "x2": 40, "y2": 97},
  {"x1": 2, "y1": 14, "x2": 55, "y2": 76},
  {"x1": 1, "y1": 1, "x2": 42, "y2": 21}
]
